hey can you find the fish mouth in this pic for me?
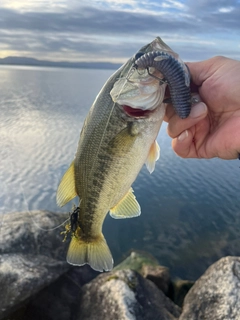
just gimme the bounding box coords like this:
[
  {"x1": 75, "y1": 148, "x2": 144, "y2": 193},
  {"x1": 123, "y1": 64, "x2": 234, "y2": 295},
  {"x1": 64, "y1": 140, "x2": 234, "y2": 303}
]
[{"x1": 122, "y1": 105, "x2": 153, "y2": 118}]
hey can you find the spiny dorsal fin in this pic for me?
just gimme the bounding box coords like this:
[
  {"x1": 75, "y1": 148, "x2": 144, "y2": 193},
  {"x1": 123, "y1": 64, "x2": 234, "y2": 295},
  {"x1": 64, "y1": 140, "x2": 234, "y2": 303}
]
[
  {"x1": 109, "y1": 188, "x2": 141, "y2": 219},
  {"x1": 145, "y1": 140, "x2": 160, "y2": 174},
  {"x1": 56, "y1": 161, "x2": 77, "y2": 207}
]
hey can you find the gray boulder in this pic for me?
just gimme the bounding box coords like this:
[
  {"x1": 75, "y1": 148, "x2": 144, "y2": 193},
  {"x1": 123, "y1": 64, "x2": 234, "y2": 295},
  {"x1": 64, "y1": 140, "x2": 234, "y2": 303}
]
[
  {"x1": 77, "y1": 269, "x2": 181, "y2": 320},
  {"x1": 0, "y1": 210, "x2": 69, "y2": 259},
  {"x1": 141, "y1": 264, "x2": 170, "y2": 296},
  {"x1": 180, "y1": 256, "x2": 240, "y2": 320},
  {"x1": 12, "y1": 265, "x2": 99, "y2": 320},
  {"x1": 0, "y1": 210, "x2": 70, "y2": 319}
]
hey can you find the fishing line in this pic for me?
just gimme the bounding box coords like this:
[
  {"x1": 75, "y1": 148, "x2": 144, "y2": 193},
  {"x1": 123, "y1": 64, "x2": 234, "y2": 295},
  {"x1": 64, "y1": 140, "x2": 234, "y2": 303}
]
[
  {"x1": 115, "y1": 63, "x2": 137, "y2": 101},
  {"x1": 0, "y1": 134, "x2": 18, "y2": 236},
  {"x1": 87, "y1": 62, "x2": 136, "y2": 185},
  {"x1": 1, "y1": 93, "x2": 72, "y2": 235},
  {"x1": 4, "y1": 132, "x2": 70, "y2": 232},
  {"x1": 2, "y1": 59, "x2": 139, "y2": 236},
  {"x1": 0, "y1": 181, "x2": 7, "y2": 237},
  {"x1": 20, "y1": 183, "x2": 70, "y2": 232}
]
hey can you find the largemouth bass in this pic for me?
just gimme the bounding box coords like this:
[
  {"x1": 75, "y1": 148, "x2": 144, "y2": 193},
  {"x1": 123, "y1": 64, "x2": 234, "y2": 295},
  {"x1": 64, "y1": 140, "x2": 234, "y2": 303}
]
[{"x1": 56, "y1": 37, "x2": 190, "y2": 271}]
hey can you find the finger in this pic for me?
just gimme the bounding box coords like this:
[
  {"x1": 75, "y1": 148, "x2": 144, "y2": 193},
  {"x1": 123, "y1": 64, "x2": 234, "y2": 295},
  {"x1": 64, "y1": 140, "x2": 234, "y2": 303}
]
[
  {"x1": 172, "y1": 129, "x2": 199, "y2": 158},
  {"x1": 167, "y1": 102, "x2": 208, "y2": 138},
  {"x1": 164, "y1": 104, "x2": 175, "y2": 122},
  {"x1": 164, "y1": 93, "x2": 203, "y2": 122},
  {"x1": 186, "y1": 61, "x2": 207, "y2": 86}
]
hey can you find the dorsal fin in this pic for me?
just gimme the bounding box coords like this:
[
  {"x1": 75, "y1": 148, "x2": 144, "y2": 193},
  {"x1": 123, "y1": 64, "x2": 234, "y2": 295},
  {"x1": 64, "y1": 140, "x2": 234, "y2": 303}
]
[{"x1": 56, "y1": 161, "x2": 77, "y2": 207}]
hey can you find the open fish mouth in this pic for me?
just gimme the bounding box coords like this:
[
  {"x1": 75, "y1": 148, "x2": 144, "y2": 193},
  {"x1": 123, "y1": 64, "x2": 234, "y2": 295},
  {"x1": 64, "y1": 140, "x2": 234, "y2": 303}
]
[
  {"x1": 122, "y1": 105, "x2": 154, "y2": 118},
  {"x1": 110, "y1": 37, "x2": 191, "y2": 119},
  {"x1": 133, "y1": 50, "x2": 191, "y2": 119},
  {"x1": 110, "y1": 67, "x2": 167, "y2": 113}
]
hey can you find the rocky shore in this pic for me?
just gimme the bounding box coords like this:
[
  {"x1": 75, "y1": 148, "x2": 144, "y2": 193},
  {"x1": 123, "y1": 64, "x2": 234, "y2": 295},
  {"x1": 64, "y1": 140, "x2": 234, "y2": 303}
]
[{"x1": 1, "y1": 211, "x2": 240, "y2": 320}]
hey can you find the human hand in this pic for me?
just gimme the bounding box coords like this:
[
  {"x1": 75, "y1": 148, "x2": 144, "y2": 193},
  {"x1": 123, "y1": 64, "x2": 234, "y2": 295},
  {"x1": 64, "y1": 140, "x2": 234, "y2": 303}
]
[{"x1": 164, "y1": 56, "x2": 240, "y2": 159}]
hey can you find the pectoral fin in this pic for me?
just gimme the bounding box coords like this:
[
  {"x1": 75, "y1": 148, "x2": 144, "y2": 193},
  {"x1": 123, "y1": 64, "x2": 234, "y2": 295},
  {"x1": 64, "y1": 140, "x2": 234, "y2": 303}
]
[
  {"x1": 56, "y1": 161, "x2": 77, "y2": 207},
  {"x1": 110, "y1": 188, "x2": 141, "y2": 219},
  {"x1": 109, "y1": 125, "x2": 138, "y2": 156},
  {"x1": 145, "y1": 140, "x2": 160, "y2": 174}
]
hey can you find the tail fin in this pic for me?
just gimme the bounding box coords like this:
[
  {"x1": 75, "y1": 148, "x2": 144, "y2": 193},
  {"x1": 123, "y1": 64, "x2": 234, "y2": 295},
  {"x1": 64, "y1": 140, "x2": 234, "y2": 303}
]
[{"x1": 66, "y1": 232, "x2": 113, "y2": 272}]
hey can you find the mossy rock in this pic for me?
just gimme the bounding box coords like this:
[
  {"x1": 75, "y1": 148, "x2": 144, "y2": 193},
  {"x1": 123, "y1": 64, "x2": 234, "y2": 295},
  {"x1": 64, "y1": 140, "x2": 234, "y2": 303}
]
[{"x1": 113, "y1": 250, "x2": 159, "y2": 273}]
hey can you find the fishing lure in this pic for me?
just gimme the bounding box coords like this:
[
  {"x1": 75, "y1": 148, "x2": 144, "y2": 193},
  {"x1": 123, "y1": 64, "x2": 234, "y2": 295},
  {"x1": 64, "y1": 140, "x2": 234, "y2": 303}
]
[
  {"x1": 133, "y1": 51, "x2": 191, "y2": 119},
  {"x1": 70, "y1": 206, "x2": 80, "y2": 233},
  {"x1": 61, "y1": 205, "x2": 80, "y2": 241}
]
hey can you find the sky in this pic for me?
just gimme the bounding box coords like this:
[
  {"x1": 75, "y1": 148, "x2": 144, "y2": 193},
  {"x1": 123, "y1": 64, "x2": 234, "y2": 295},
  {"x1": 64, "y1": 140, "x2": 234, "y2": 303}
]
[{"x1": 0, "y1": 0, "x2": 240, "y2": 63}]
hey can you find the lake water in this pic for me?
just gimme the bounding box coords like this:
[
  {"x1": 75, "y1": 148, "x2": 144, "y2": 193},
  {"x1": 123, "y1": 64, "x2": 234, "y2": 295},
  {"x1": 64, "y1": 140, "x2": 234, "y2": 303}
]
[{"x1": 1, "y1": 65, "x2": 240, "y2": 280}]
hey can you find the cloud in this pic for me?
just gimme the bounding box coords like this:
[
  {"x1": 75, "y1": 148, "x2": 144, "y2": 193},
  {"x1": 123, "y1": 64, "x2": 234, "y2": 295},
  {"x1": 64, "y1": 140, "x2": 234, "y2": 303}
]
[
  {"x1": 0, "y1": 6, "x2": 189, "y2": 34},
  {"x1": 0, "y1": 5, "x2": 234, "y2": 39},
  {"x1": 0, "y1": 1, "x2": 240, "y2": 62},
  {"x1": 186, "y1": 0, "x2": 238, "y2": 13}
]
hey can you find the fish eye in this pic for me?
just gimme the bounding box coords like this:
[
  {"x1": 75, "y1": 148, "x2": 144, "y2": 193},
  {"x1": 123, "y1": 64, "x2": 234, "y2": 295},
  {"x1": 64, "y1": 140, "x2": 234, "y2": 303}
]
[{"x1": 134, "y1": 52, "x2": 144, "y2": 60}]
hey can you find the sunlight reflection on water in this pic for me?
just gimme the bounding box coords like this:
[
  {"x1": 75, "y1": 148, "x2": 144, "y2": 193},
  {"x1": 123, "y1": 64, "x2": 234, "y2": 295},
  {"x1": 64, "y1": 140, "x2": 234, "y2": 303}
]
[{"x1": 1, "y1": 65, "x2": 240, "y2": 279}]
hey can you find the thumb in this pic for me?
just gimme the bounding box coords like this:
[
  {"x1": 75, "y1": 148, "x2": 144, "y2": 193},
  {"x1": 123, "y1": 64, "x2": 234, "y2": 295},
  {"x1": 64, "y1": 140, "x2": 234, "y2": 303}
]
[{"x1": 186, "y1": 57, "x2": 224, "y2": 86}]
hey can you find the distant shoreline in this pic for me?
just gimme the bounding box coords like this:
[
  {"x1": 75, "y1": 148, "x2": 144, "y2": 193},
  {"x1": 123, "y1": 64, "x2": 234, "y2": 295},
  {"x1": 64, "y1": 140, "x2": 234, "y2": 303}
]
[{"x1": 0, "y1": 56, "x2": 122, "y2": 70}]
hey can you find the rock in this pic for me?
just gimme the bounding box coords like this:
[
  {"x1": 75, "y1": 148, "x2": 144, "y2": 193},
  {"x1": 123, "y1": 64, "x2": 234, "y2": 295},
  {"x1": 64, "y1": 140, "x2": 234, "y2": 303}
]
[
  {"x1": 0, "y1": 254, "x2": 69, "y2": 319},
  {"x1": 171, "y1": 279, "x2": 194, "y2": 307},
  {"x1": 8, "y1": 265, "x2": 99, "y2": 320},
  {"x1": 0, "y1": 210, "x2": 69, "y2": 259},
  {"x1": 141, "y1": 264, "x2": 170, "y2": 295},
  {"x1": 77, "y1": 269, "x2": 181, "y2": 320},
  {"x1": 0, "y1": 210, "x2": 71, "y2": 319},
  {"x1": 114, "y1": 250, "x2": 172, "y2": 297},
  {"x1": 113, "y1": 250, "x2": 159, "y2": 273},
  {"x1": 180, "y1": 256, "x2": 240, "y2": 320}
]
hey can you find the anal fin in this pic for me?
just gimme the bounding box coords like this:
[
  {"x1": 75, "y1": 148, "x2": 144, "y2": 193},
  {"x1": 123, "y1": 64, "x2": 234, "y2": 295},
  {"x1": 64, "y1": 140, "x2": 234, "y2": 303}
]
[{"x1": 109, "y1": 188, "x2": 141, "y2": 219}]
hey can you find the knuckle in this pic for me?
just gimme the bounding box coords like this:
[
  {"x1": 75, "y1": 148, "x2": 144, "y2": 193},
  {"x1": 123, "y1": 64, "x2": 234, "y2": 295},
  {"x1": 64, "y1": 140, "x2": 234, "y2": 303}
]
[{"x1": 209, "y1": 55, "x2": 228, "y2": 66}]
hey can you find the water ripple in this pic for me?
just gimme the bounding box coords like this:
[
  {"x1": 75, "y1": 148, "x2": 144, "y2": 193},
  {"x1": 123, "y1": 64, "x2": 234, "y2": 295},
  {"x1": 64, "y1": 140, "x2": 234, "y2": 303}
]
[{"x1": 1, "y1": 66, "x2": 240, "y2": 279}]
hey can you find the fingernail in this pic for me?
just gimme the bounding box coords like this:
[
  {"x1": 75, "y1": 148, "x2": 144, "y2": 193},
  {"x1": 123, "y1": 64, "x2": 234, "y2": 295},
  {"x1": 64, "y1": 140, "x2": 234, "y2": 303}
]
[
  {"x1": 191, "y1": 94, "x2": 202, "y2": 105},
  {"x1": 190, "y1": 102, "x2": 207, "y2": 118},
  {"x1": 178, "y1": 130, "x2": 188, "y2": 141}
]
